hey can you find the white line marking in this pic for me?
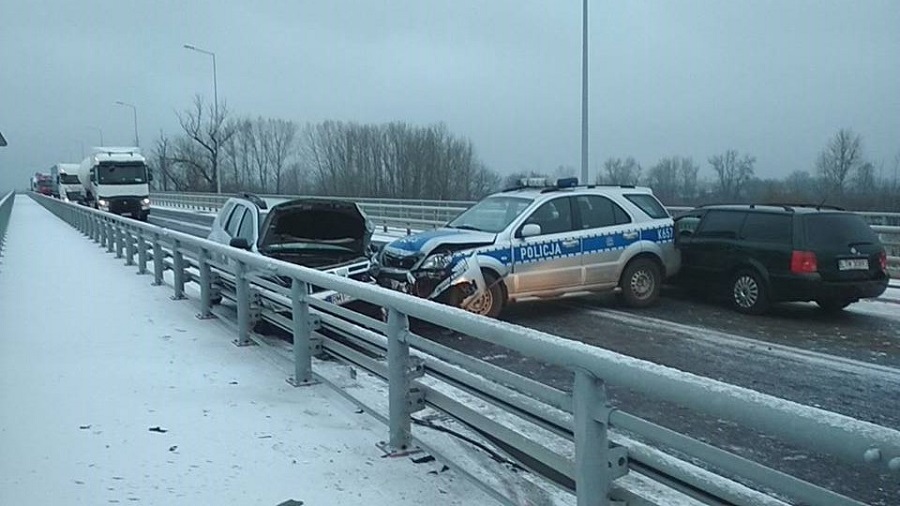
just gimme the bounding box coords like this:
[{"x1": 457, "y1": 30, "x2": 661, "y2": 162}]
[{"x1": 571, "y1": 305, "x2": 900, "y2": 384}]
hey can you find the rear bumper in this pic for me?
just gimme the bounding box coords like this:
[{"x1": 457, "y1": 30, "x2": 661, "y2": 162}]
[{"x1": 775, "y1": 274, "x2": 889, "y2": 302}]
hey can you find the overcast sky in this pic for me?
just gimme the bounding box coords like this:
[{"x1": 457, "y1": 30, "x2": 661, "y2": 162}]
[{"x1": 2, "y1": 0, "x2": 898, "y2": 193}]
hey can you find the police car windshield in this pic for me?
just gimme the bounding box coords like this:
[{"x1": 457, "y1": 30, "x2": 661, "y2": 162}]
[{"x1": 447, "y1": 196, "x2": 533, "y2": 233}]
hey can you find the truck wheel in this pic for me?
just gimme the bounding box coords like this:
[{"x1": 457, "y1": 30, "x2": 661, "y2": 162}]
[
  {"x1": 463, "y1": 270, "x2": 506, "y2": 318},
  {"x1": 619, "y1": 258, "x2": 661, "y2": 308},
  {"x1": 730, "y1": 269, "x2": 769, "y2": 315}
]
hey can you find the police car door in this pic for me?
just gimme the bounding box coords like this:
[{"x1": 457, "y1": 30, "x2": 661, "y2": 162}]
[
  {"x1": 575, "y1": 195, "x2": 635, "y2": 287},
  {"x1": 510, "y1": 196, "x2": 583, "y2": 293}
]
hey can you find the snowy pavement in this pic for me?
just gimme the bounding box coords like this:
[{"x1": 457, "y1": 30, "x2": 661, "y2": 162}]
[{"x1": 0, "y1": 197, "x2": 495, "y2": 505}]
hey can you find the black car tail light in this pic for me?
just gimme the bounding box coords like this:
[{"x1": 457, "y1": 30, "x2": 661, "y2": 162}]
[{"x1": 790, "y1": 250, "x2": 818, "y2": 274}]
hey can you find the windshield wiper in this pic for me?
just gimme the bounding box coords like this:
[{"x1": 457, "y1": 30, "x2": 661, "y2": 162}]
[{"x1": 451, "y1": 224, "x2": 483, "y2": 232}]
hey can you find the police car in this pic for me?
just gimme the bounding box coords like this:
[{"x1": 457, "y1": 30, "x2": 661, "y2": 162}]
[{"x1": 372, "y1": 178, "x2": 680, "y2": 317}]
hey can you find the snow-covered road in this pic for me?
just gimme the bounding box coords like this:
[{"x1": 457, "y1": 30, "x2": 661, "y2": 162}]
[{"x1": 0, "y1": 197, "x2": 494, "y2": 505}]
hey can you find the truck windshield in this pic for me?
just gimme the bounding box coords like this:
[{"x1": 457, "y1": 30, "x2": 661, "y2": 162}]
[
  {"x1": 97, "y1": 163, "x2": 147, "y2": 184},
  {"x1": 60, "y1": 174, "x2": 80, "y2": 184},
  {"x1": 447, "y1": 196, "x2": 533, "y2": 233}
]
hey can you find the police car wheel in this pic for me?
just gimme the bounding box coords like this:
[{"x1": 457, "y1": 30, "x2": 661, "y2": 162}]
[
  {"x1": 465, "y1": 271, "x2": 506, "y2": 318},
  {"x1": 620, "y1": 259, "x2": 661, "y2": 308}
]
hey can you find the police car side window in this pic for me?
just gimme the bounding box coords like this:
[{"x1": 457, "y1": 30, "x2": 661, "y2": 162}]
[
  {"x1": 525, "y1": 198, "x2": 575, "y2": 235},
  {"x1": 576, "y1": 196, "x2": 631, "y2": 229}
]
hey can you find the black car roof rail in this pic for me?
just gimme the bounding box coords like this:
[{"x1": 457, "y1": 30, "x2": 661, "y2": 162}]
[
  {"x1": 764, "y1": 202, "x2": 844, "y2": 211},
  {"x1": 240, "y1": 192, "x2": 267, "y2": 210}
]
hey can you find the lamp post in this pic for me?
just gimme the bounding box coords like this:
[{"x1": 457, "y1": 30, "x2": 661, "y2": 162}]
[
  {"x1": 115, "y1": 101, "x2": 139, "y2": 148},
  {"x1": 86, "y1": 126, "x2": 104, "y2": 146},
  {"x1": 581, "y1": 0, "x2": 589, "y2": 184},
  {"x1": 183, "y1": 43, "x2": 220, "y2": 194}
]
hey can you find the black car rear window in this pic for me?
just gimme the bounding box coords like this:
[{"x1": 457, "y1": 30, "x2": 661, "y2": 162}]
[
  {"x1": 804, "y1": 213, "x2": 879, "y2": 248},
  {"x1": 625, "y1": 194, "x2": 669, "y2": 219},
  {"x1": 740, "y1": 213, "x2": 793, "y2": 245}
]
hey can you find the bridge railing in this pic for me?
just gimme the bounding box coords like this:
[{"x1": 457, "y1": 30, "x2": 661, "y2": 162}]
[
  {"x1": 34, "y1": 193, "x2": 900, "y2": 505},
  {"x1": 151, "y1": 192, "x2": 900, "y2": 274},
  {"x1": 0, "y1": 191, "x2": 15, "y2": 256}
]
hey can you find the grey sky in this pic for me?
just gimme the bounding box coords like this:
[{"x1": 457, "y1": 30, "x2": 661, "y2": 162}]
[{"x1": 2, "y1": 0, "x2": 898, "y2": 193}]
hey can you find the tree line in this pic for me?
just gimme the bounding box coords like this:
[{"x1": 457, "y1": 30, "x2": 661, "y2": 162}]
[
  {"x1": 150, "y1": 96, "x2": 498, "y2": 201},
  {"x1": 150, "y1": 99, "x2": 898, "y2": 211}
]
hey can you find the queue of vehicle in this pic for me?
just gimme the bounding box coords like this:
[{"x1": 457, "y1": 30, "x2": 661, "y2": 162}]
[{"x1": 208, "y1": 179, "x2": 890, "y2": 318}]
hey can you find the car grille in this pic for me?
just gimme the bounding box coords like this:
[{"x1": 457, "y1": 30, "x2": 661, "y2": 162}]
[{"x1": 381, "y1": 250, "x2": 420, "y2": 270}]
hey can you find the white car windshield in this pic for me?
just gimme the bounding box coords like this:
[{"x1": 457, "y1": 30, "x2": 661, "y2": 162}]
[{"x1": 447, "y1": 196, "x2": 533, "y2": 233}]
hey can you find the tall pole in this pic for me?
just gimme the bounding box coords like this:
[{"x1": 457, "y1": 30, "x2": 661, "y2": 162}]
[
  {"x1": 184, "y1": 43, "x2": 221, "y2": 194},
  {"x1": 581, "y1": 0, "x2": 589, "y2": 184},
  {"x1": 115, "y1": 101, "x2": 139, "y2": 147}
]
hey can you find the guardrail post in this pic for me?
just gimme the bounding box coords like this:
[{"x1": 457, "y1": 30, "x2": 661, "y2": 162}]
[
  {"x1": 289, "y1": 279, "x2": 314, "y2": 386},
  {"x1": 234, "y1": 260, "x2": 253, "y2": 346},
  {"x1": 197, "y1": 248, "x2": 214, "y2": 319},
  {"x1": 136, "y1": 229, "x2": 147, "y2": 274},
  {"x1": 386, "y1": 308, "x2": 414, "y2": 452},
  {"x1": 152, "y1": 233, "x2": 164, "y2": 286},
  {"x1": 124, "y1": 226, "x2": 135, "y2": 266},
  {"x1": 171, "y1": 240, "x2": 186, "y2": 300},
  {"x1": 116, "y1": 225, "x2": 125, "y2": 259},
  {"x1": 573, "y1": 370, "x2": 611, "y2": 506},
  {"x1": 106, "y1": 221, "x2": 115, "y2": 253}
]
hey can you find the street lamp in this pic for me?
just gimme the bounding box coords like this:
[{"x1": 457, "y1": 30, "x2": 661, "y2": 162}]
[
  {"x1": 86, "y1": 125, "x2": 104, "y2": 146},
  {"x1": 581, "y1": 0, "x2": 589, "y2": 184},
  {"x1": 183, "y1": 43, "x2": 221, "y2": 194},
  {"x1": 115, "y1": 101, "x2": 139, "y2": 148}
]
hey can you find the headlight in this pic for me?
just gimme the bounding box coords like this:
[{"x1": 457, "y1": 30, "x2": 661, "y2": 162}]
[
  {"x1": 141, "y1": 197, "x2": 151, "y2": 208},
  {"x1": 98, "y1": 199, "x2": 109, "y2": 208},
  {"x1": 420, "y1": 253, "x2": 452, "y2": 270}
]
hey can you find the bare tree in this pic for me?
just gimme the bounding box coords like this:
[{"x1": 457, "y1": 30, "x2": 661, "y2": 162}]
[
  {"x1": 709, "y1": 150, "x2": 756, "y2": 200},
  {"x1": 816, "y1": 128, "x2": 863, "y2": 194},
  {"x1": 176, "y1": 95, "x2": 235, "y2": 192},
  {"x1": 678, "y1": 157, "x2": 700, "y2": 202},
  {"x1": 599, "y1": 157, "x2": 641, "y2": 185},
  {"x1": 645, "y1": 158, "x2": 680, "y2": 204}
]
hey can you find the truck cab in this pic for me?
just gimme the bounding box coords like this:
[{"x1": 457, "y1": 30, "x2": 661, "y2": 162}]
[{"x1": 79, "y1": 148, "x2": 152, "y2": 221}]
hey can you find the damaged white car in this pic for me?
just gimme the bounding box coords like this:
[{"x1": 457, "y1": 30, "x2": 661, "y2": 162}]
[
  {"x1": 208, "y1": 194, "x2": 374, "y2": 306},
  {"x1": 371, "y1": 179, "x2": 680, "y2": 317}
]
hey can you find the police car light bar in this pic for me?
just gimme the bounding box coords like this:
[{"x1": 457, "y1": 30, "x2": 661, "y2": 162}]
[{"x1": 517, "y1": 177, "x2": 579, "y2": 188}]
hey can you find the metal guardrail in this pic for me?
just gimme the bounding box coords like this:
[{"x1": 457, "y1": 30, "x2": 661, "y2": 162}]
[
  {"x1": 0, "y1": 191, "x2": 15, "y2": 257},
  {"x1": 31, "y1": 193, "x2": 900, "y2": 506}
]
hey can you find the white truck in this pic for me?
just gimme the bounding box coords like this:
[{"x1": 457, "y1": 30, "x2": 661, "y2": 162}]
[
  {"x1": 78, "y1": 147, "x2": 152, "y2": 221},
  {"x1": 50, "y1": 163, "x2": 84, "y2": 202}
]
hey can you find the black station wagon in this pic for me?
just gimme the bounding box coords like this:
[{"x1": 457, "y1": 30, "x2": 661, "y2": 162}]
[{"x1": 674, "y1": 204, "x2": 889, "y2": 314}]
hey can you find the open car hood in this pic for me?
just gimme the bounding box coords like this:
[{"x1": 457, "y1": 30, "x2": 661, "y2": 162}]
[{"x1": 258, "y1": 199, "x2": 373, "y2": 257}]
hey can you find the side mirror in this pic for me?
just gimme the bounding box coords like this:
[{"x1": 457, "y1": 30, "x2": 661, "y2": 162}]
[
  {"x1": 229, "y1": 237, "x2": 251, "y2": 250},
  {"x1": 520, "y1": 223, "x2": 542, "y2": 238},
  {"x1": 147, "y1": 170, "x2": 154, "y2": 182}
]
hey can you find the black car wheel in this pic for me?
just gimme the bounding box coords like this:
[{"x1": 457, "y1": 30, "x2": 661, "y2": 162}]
[
  {"x1": 620, "y1": 258, "x2": 662, "y2": 308},
  {"x1": 730, "y1": 269, "x2": 769, "y2": 315},
  {"x1": 816, "y1": 298, "x2": 854, "y2": 313}
]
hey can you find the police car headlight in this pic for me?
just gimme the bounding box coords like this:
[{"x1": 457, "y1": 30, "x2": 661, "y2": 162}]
[{"x1": 420, "y1": 253, "x2": 452, "y2": 270}]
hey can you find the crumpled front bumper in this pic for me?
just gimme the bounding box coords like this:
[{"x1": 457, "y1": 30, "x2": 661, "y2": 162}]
[{"x1": 374, "y1": 254, "x2": 486, "y2": 309}]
